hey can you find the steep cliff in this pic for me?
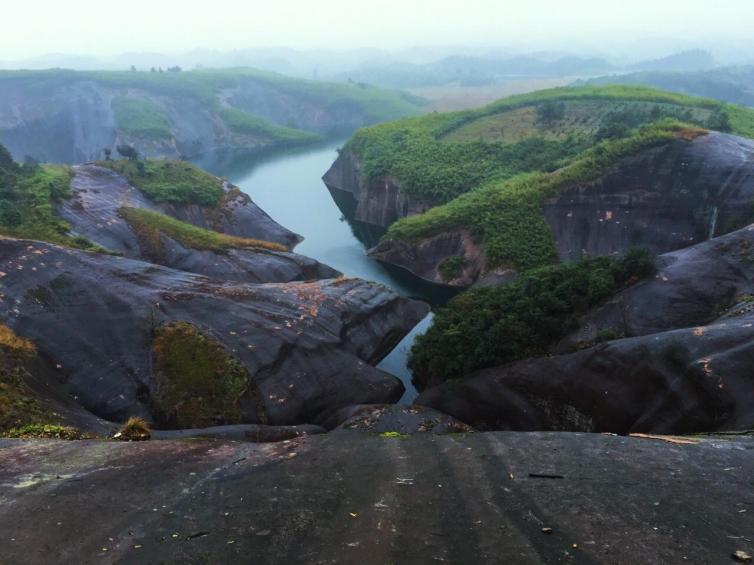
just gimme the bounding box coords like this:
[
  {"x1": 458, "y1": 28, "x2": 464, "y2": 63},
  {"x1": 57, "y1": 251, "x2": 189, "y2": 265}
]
[{"x1": 0, "y1": 69, "x2": 424, "y2": 163}]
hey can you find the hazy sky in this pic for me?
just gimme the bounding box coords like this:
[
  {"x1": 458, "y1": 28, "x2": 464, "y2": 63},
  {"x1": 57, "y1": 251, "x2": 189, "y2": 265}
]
[{"x1": 4, "y1": 0, "x2": 754, "y2": 59}]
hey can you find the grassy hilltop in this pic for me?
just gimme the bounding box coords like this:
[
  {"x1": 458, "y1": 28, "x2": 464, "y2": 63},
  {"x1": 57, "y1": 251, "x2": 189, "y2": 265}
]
[{"x1": 346, "y1": 85, "x2": 754, "y2": 272}]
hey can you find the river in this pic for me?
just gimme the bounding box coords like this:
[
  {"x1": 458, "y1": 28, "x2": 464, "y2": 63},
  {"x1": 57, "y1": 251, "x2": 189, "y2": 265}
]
[{"x1": 196, "y1": 140, "x2": 454, "y2": 402}]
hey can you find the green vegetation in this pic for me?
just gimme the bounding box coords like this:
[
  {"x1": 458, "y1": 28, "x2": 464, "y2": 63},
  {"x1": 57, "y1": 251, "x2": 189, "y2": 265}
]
[
  {"x1": 0, "y1": 67, "x2": 424, "y2": 124},
  {"x1": 151, "y1": 321, "x2": 259, "y2": 429},
  {"x1": 410, "y1": 249, "x2": 656, "y2": 384},
  {"x1": 387, "y1": 120, "x2": 704, "y2": 272},
  {"x1": 0, "y1": 324, "x2": 90, "y2": 438},
  {"x1": 0, "y1": 324, "x2": 51, "y2": 434},
  {"x1": 118, "y1": 207, "x2": 288, "y2": 253},
  {"x1": 99, "y1": 158, "x2": 224, "y2": 206},
  {"x1": 345, "y1": 86, "x2": 754, "y2": 206},
  {"x1": 0, "y1": 153, "x2": 100, "y2": 249},
  {"x1": 438, "y1": 256, "x2": 470, "y2": 282},
  {"x1": 111, "y1": 96, "x2": 172, "y2": 139},
  {"x1": 115, "y1": 416, "x2": 151, "y2": 441},
  {"x1": 3, "y1": 424, "x2": 93, "y2": 440},
  {"x1": 218, "y1": 107, "x2": 321, "y2": 144}
]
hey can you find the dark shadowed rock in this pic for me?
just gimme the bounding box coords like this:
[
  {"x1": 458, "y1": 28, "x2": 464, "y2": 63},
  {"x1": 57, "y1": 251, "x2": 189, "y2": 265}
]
[
  {"x1": 58, "y1": 165, "x2": 337, "y2": 283},
  {"x1": 542, "y1": 133, "x2": 754, "y2": 262},
  {"x1": 418, "y1": 307, "x2": 754, "y2": 434},
  {"x1": 417, "y1": 225, "x2": 754, "y2": 434},
  {"x1": 1, "y1": 432, "x2": 753, "y2": 564},
  {"x1": 151, "y1": 423, "x2": 326, "y2": 442},
  {"x1": 557, "y1": 223, "x2": 754, "y2": 351},
  {"x1": 0, "y1": 238, "x2": 429, "y2": 426},
  {"x1": 321, "y1": 403, "x2": 474, "y2": 433}
]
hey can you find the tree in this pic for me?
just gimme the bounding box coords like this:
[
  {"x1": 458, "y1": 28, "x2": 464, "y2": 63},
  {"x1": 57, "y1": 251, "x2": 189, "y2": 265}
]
[
  {"x1": 150, "y1": 67, "x2": 157, "y2": 73},
  {"x1": 116, "y1": 144, "x2": 139, "y2": 161},
  {"x1": 130, "y1": 65, "x2": 137, "y2": 72},
  {"x1": 167, "y1": 66, "x2": 182, "y2": 72},
  {"x1": 103, "y1": 148, "x2": 112, "y2": 160},
  {"x1": 0, "y1": 143, "x2": 15, "y2": 171}
]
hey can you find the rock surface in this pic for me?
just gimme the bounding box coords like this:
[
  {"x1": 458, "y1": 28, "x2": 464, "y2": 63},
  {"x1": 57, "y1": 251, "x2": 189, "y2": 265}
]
[
  {"x1": 557, "y1": 223, "x2": 754, "y2": 350},
  {"x1": 417, "y1": 225, "x2": 754, "y2": 434},
  {"x1": 542, "y1": 132, "x2": 754, "y2": 262},
  {"x1": 1, "y1": 432, "x2": 752, "y2": 564},
  {"x1": 323, "y1": 404, "x2": 474, "y2": 433},
  {"x1": 323, "y1": 148, "x2": 438, "y2": 229},
  {"x1": 339, "y1": 132, "x2": 754, "y2": 287},
  {"x1": 0, "y1": 238, "x2": 428, "y2": 426},
  {"x1": 58, "y1": 165, "x2": 337, "y2": 284}
]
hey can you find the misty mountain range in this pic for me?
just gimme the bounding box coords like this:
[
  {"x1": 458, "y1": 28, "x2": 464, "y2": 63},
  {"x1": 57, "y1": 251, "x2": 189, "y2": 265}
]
[{"x1": 0, "y1": 48, "x2": 725, "y2": 89}]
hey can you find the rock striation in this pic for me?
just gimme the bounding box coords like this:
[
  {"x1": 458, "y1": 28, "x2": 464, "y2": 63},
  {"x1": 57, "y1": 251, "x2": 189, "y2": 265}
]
[{"x1": 0, "y1": 238, "x2": 428, "y2": 426}]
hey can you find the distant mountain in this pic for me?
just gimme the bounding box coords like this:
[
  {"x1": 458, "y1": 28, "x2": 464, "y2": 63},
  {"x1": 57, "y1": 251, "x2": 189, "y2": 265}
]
[
  {"x1": 628, "y1": 50, "x2": 716, "y2": 72},
  {"x1": 583, "y1": 66, "x2": 754, "y2": 108},
  {"x1": 336, "y1": 55, "x2": 616, "y2": 88}
]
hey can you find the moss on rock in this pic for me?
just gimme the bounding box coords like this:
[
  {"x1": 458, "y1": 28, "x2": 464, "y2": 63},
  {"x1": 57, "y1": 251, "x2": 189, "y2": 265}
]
[
  {"x1": 151, "y1": 321, "x2": 262, "y2": 428},
  {"x1": 0, "y1": 324, "x2": 58, "y2": 434}
]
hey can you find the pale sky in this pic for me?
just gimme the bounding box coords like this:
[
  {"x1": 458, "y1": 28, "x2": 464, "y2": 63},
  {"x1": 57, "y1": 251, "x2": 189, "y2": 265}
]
[{"x1": 4, "y1": 0, "x2": 753, "y2": 59}]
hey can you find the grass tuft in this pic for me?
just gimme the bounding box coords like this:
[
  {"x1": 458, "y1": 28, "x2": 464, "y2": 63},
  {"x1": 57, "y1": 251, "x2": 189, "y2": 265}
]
[
  {"x1": 115, "y1": 417, "x2": 151, "y2": 441},
  {"x1": 118, "y1": 206, "x2": 288, "y2": 253}
]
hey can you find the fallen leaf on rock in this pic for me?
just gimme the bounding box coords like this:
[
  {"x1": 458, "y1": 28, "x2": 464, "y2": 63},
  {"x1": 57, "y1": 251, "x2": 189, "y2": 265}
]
[
  {"x1": 733, "y1": 550, "x2": 752, "y2": 562},
  {"x1": 541, "y1": 528, "x2": 553, "y2": 534},
  {"x1": 629, "y1": 433, "x2": 700, "y2": 445}
]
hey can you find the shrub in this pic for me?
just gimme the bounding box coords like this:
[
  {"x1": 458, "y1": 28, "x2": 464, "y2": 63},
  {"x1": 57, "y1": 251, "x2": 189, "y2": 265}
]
[
  {"x1": 438, "y1": 256, "x2": 470, "y2": 282},
  {"x1": 409, "y1": 249, "x2": 656, "y2": 385},
  {"x1": 99, "y1": 159, "x2": 224, "y2": 207}
]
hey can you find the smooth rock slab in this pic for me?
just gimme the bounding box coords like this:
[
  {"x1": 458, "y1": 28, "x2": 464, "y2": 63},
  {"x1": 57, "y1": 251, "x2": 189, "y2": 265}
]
[
  {"x1": 0, "y1": 238, "x2": 428, "y2": 425},
  {"x1": 0, "y1": 432, "x2": 753, "y2": 564}
]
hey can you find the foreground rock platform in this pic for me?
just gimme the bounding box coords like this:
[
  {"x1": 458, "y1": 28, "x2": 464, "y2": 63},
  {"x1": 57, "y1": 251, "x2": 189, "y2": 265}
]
[{"x1": 1, "y1": 432, "x2": 752, "y2": 564}]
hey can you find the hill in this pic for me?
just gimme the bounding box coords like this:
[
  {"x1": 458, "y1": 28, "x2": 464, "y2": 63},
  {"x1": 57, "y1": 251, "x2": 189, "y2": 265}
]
[
  {"x1": 324, "y1": 85, "x2": 754, "y2": 286},
  {"x1": 583, "y1": 65, "x2": 754, "y2": 108},
  {"x1": 0, "y1": 68, "x2": 425, "y2": 163}
]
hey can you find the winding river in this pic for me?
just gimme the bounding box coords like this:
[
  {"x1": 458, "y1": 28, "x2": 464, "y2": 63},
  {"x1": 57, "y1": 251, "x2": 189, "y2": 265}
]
[{"x1": 197, "y1": 140, "x2": 454, "y2": 402}]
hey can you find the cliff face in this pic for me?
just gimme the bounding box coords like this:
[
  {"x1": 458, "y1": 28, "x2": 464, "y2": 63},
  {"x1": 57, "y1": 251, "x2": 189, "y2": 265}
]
[
  {"x1": 0, "y1": 238, "x2": 429, "y2": 426},
  {"x1": 0, "y1": 74, "x2": 419, "y2": 164},
  {"x1": 360, "y1": 132, "x2": 754, "y2": 287},
  {"x1": 417, "y1": 223, "x2": 754, "y2": 434},
  {"x1": 542, "y1": 132, "x2": 754, "y2": 262},
  {"x1": 322, "y1": 149, "x2": 438, "y2": 229}
]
